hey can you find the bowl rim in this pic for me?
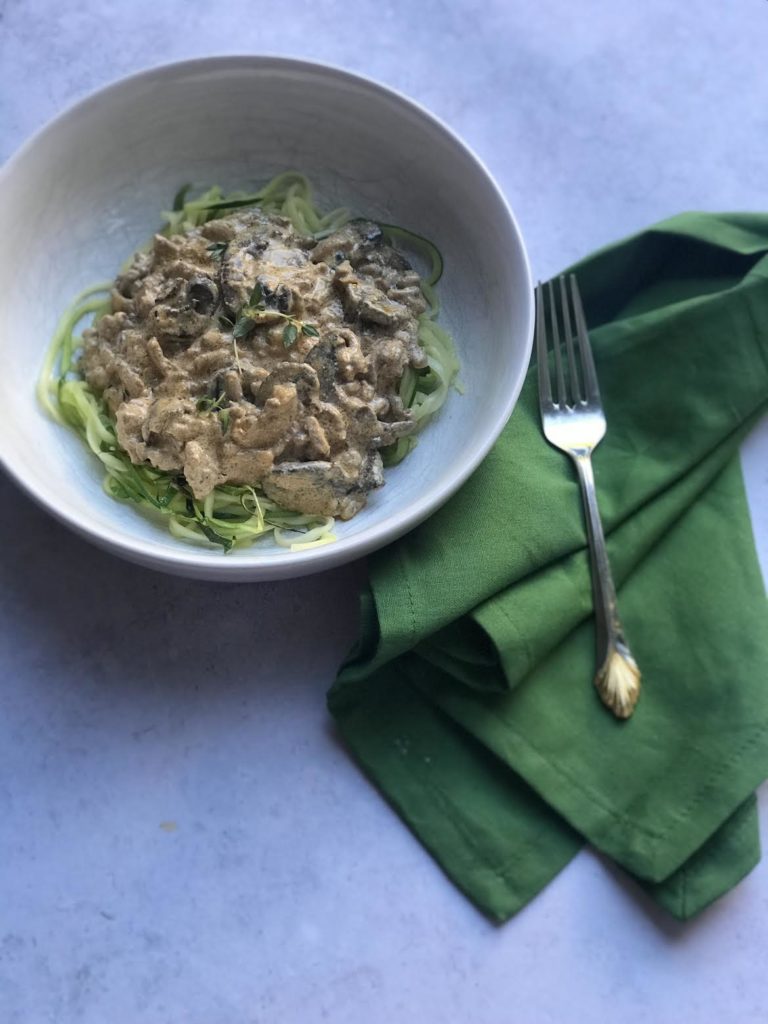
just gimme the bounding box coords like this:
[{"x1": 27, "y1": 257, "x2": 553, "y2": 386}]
[{"x1": 0, "y1": 54, "x2": 534, "y2": 579}]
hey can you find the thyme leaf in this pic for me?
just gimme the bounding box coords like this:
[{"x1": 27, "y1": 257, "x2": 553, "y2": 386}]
[
  {"x1": 233, "y1": 315, "x2": 255, "y2": 339},
  {"x1": 249, "y1": 281, "x2": 265, "y2": 308},
  {"x1": 283, "y1": 322, "x2": 298, "y2": 347},
  {"x1": 207, "y1": 241, "x2": 228, "y2": 260}
]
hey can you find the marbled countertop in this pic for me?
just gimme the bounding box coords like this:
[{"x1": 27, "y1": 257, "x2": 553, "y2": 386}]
[{"x1": 1, "y1": 2, "x2": 767, "y2": 1021}]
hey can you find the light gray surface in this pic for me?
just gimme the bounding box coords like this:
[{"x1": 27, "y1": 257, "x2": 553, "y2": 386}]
[{"x1": 1, "y1": 2, "x2": 767, "y2": 1022}]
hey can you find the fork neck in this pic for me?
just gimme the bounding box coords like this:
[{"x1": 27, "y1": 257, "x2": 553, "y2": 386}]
[{"x1": 571, "y1": 451, "x2": 626, "y2": 650}]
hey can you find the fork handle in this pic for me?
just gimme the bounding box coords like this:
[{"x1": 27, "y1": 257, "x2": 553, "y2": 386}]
[{"x1": 572, "y1": 453, "x2": 641, "y2": 719}]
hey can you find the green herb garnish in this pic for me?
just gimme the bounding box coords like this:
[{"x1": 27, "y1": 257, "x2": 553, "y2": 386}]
[
  {"x1": 232, "y1": 315, "x2": 255, "y2": 339},
  {"x1": 207, "y1": 241, "x2": 228, "y2": 260},
  {"x1": 229, "y1": 280, "x2": 319, "y2": 348},
  {"x1": 196, "y1": 392, "x2": 228, "y2": 413},
  {"x1": 172, "y1": 184, "x2": 192, "y2": 212},
  {"x1": 282, "y1": 322, "x2": 298, "y2": 346}
]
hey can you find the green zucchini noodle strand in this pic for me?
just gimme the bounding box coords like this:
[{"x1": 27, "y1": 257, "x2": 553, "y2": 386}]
[
  {"x1": 37, "y1": 173, "x2": 460, "y2": 551},
  {"x1": 273, "y1": 516, "x2": 337, "y2": 551},
  {"x1": 161, "y1": 171, "x2": 351, "y2": 240},
  {"x1": 36, "y1": 282, "x2": 113, "y2": 422},
  {"x1": 379, "y1": 224, "x2": 461, "y2": 467}
]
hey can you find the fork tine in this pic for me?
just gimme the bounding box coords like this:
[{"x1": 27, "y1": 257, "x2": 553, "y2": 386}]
[
  {"x1": 569, "y1": 274, "x2": 601, "y2": 404},
  {"x1": 559, "y1": 275, "x2": 582, "y2": 404},
  {"x1": 535, "y1": 283, "x2": 553, "y2": 408},
  {"x1": 547, "y1": 279, "x2": 567, "y2": 406}
]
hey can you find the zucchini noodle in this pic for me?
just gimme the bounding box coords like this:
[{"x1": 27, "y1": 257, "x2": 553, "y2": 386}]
[
  {"x1": 380, "y1": 223, "x2": 461, "y2": 467},
  {"x1": 37, "y1": 172, "x2": 459, "y2": 551},
  {"x1": 161, "y1": 171, "x2": 351, "y2": 240}
]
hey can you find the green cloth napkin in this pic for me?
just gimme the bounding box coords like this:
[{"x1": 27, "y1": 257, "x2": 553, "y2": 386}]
[{"x1": 328, "y1": 213, "x2": 768, "y2": 922}]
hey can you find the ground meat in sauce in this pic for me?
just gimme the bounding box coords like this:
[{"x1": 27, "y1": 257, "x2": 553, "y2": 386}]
[{"x1": 80, "y1": 211, "x2": 429, "y2": 520}]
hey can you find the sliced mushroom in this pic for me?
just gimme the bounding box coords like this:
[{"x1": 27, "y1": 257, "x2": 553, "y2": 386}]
[
  {"x1": 261, "y1": 452, "x2": 384, "y2": 520},
  {"x1": 256, "y1": 362, "x2": 320, "y2": 406},
  {"x1": 187, "y1": 276, "x2": 219, "y2": 316},
  {"x1": 82, "y1": 205, "x2": 436, "y2": 514},
  {"x1": 305, "y1": 338, "x2": 338, "y2": 399},
  {"x1": 261, "y1": 461, "x2": 339, "y2": 516}
]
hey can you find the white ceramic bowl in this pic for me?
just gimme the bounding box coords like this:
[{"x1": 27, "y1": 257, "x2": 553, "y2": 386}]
[{"x1": 0, "y1": 57, "x2": 533, "y2": 581}]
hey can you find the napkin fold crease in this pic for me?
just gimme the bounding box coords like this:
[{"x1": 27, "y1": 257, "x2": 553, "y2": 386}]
[{"x1": 329, "y1": 213, "x2": 768, "y2": 922}]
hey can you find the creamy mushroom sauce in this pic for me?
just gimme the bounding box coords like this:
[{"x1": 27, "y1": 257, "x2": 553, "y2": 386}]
[{"x1": 80, "y1": 211, "x2": 428, "y2": 520}]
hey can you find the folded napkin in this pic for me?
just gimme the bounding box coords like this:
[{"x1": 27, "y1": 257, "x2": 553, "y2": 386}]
[{"x1": 328, "y1": 213, "x2": 768, "y2": 921}]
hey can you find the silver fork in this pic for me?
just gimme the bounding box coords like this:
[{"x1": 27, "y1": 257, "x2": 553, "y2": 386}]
[{"x1": 535, "y1": 274, "x2": 641, "y2": 719}]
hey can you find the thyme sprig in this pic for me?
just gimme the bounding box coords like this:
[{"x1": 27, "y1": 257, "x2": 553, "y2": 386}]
[
  {"x1": 196, "y1": 392, "x2": 228, "y2": 413},
  {"x1": 231, "y1": 281, "x2": 320, "y2": 348}
]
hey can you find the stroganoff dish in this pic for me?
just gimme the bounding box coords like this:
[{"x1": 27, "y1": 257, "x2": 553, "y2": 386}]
[
  {"x1": 83, "y1": 214, "x2": 429, "y2": 519},
  {"x1": 39, "y1": 174, "x2": 459, "y2": 551}
]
